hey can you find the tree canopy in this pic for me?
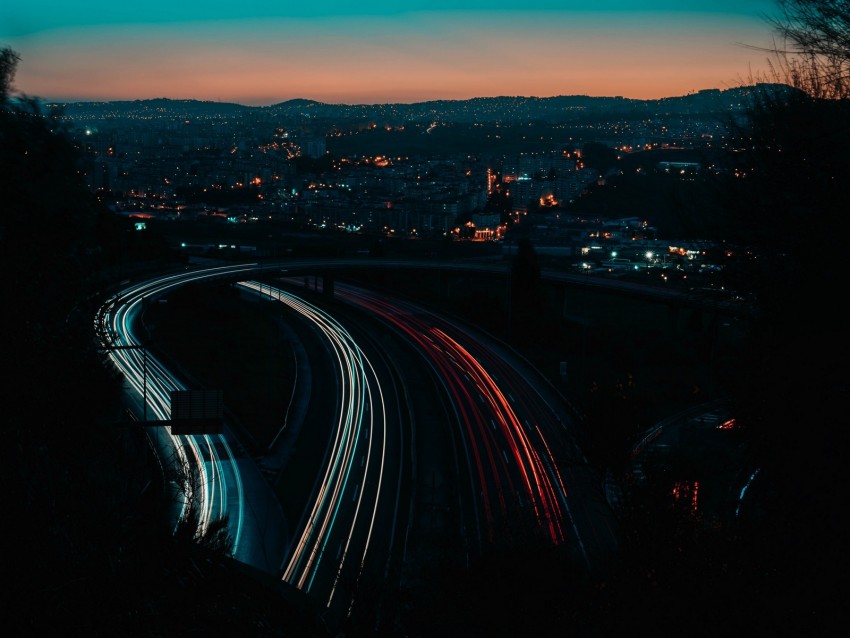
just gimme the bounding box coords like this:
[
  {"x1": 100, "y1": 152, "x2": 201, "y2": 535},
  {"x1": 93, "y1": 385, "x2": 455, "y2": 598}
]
[
  {"x1": 2, "y1": 47, "x2": 326, "y2": 636},
  {"x1": 702, "y1": 4, "x2": 850, "y2": 629},
  {"x1": 766, "y1": 0, "x2": 850, "y2": 97}
]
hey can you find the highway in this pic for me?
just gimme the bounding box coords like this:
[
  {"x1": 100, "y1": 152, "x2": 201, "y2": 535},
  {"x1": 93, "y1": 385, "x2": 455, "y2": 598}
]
[
  {"x1": 235, "y1": 281, "x2": 407, "y2": 621},
  {"x1": 95, "y1": 263, "x2": 288, "y2": 573},
  {"x1": 94, "y1": 256, "x2": 640, "y2": 624},
  {"x1": 279, "y1": 277, "x2": 619, "y2": 576}
]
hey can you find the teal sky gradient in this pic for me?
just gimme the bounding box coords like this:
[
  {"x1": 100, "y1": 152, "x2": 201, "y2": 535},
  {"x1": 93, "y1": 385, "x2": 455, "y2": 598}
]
[{"x1": 2, "y1": 2, "x2": 781, "y2": 104}]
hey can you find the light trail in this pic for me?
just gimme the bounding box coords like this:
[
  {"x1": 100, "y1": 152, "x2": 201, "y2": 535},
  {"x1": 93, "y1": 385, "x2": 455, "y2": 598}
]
[
  {"x1": 236, "y1": 281, "x2": 388, "y2": 612},
  {"x1": 329, "y1": 282, "x2": 577, "y2": 549},
  {"x1": 95, "y1": 264, "x2": 259, "y2": 556}
]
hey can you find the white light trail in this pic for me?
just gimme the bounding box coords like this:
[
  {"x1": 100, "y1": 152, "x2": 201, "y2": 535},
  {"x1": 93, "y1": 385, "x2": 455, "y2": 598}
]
[{"x1": 237, "y1": 281, "x2": 387, "y2": 611}]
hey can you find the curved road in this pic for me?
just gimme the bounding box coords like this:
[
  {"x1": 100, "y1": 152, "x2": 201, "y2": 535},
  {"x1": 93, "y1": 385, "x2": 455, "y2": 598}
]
[
  {"x1": 278, "y1": 276, "x2": 619, "y2": 576},
  {"x1": 235, "y1": 281, "x2": 407, "y2": 621},
  {"x1": 96, "y1": 256, "x2": 646, "y2": 628},
  {"x1": 95, "y1": 264, "x2": 288, "y2": 572}
]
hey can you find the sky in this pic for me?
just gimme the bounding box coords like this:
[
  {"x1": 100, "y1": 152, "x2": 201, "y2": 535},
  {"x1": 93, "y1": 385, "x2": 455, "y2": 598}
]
[{"x1": 1, "y1": 1, "x2": 782, "y2": 105}]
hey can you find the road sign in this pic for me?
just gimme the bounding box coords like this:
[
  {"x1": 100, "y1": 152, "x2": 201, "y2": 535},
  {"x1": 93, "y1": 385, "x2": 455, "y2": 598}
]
[{"x1": 170, "y1": 390, "x2": 224, "y2": 435}]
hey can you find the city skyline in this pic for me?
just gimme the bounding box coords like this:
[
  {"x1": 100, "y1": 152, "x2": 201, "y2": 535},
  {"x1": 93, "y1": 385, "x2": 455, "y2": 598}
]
[{"x1": 2, "y1": 2, "x2": 780, "y2": 105}]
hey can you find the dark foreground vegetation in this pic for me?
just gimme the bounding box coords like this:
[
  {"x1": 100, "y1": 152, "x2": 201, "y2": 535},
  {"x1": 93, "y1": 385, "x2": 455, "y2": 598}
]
[
  {"x1": 5, "y1": 2, "x2": 850, "y2": 630},
  {"x1": 1, "y1": 49, "x2": 325, "y2": 637}
]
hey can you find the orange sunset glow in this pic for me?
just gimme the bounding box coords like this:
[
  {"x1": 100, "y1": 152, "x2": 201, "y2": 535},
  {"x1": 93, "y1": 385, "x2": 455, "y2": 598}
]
[{"x1": 4, "y1": 10, "x2": 777, "y2": 104}]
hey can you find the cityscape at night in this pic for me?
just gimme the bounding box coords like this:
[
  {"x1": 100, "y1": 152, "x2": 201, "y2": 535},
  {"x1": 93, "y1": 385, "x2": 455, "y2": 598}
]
[{"x1": 3, "y1": 2, "x2": 847, "y2": 636}]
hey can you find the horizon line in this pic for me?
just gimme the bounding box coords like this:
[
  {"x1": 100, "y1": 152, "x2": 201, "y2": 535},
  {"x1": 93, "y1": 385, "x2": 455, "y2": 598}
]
[{"x1": 28, "y1": 84, "x2": 782, "y2": 109}]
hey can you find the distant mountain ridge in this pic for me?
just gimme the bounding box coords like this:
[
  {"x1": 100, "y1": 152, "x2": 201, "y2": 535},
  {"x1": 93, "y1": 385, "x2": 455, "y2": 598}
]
[{"x1": 49, "y1": 84, "x2": 791, "y2": 124}]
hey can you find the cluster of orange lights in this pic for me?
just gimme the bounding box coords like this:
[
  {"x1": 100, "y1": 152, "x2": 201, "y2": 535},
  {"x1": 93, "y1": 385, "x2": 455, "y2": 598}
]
[
  {"x1": 672, "y1": 480, "x2": 700, "y2": 515},
  {"x1": 539, "y1": 193, "x2": 558, "y2": 207}
]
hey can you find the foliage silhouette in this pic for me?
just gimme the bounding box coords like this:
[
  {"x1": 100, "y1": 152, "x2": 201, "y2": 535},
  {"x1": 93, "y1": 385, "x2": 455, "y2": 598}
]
[{"x1": 3, "y1": 47, "x2": 323, "y2": 636}]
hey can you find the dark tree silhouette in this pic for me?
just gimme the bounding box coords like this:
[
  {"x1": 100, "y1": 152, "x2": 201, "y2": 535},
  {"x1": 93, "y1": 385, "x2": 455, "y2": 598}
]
[
  {"x1": 765, "y1": 0, "x2": 850, "y2": 97},
  {"x1": 694, "y1": 3, "x2": 850, "y2": 631},
  {"x1": 3, "y1": 48, "x2": 324, "y2": 636},
  {"x1": 560, "y1": 5, "x2": 850, "y2": 633},
  {"x1": 718, "y1": 5, "x2": 850, "y2": 476},
  {"x1": 0, "y1": 46, "x2": 19, "y2": 103}
]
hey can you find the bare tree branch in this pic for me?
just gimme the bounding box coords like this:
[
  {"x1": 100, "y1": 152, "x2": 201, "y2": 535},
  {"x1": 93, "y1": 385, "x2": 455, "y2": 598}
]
[{"x1": 751, "y1": 1, "x2": 850, "y2": 98}]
